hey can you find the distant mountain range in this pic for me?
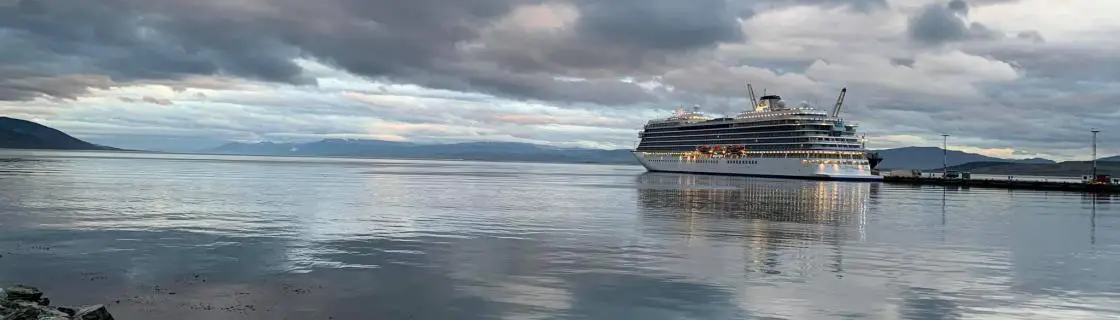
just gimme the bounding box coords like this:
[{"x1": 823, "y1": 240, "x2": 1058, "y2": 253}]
[
  {"x1": 871, "y1": 146, "x2": 1057, "y2": 170},
  {"x1": 202, "y1": 139, "x2": 638, "y2": 165},
  {"x1": 936, "y1": 161, "x2": 1120, "y2": 177},
  {"x1": 874, "y1": 148, "x2": 1120, "y2": 176},
  {"x1": 205, "y1": 140, "x2": 1113, "y2": 168},
  {"x1": 0, "y1": 117, "x2": 117, "y2": 151},
  {"x1": 3, "y1": 116, "x2": 1119, "y2": 170}
]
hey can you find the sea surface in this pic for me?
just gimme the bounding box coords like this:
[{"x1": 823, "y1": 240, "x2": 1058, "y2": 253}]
[{"x1": 1, "y1": 150, "x2": 1118, "y2": 320}]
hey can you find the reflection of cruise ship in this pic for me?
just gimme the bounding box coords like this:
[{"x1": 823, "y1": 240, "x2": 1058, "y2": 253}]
[
  {"x1": 636, "y1": 172, "x2": 873, "y2": 224},
  {"x1": 632, "y1": 86, "x2": 882, "y2": 181},
  {"x1": 635, "y1": 172, "x2": 873, "y2": 276}
]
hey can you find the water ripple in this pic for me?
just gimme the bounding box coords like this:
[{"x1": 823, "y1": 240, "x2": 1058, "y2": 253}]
[{"x1": 0, "y1": 150, "x2": 1118, "y2": 319}]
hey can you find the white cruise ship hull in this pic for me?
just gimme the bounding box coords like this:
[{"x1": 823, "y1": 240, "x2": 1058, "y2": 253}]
[{"x1": 632, "y1": 152, "x2": 882, "y2": 181}]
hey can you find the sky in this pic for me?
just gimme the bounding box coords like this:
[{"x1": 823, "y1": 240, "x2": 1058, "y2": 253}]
[{"x1": 0, "y1": 0, "x2": 1117, "y2": 160}]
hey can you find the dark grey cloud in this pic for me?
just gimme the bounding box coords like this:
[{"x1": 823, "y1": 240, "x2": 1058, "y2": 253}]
[
  {"x1": 0, "y1": 0, "x2": 310, "y2": 83},
  {"x1": 120, "y1": 96, "x2": 174, "y2": 105},
  {"x1": 0, "y1": 0, "x2": 525, "y2": 100},
  {"x1": 1016, "y1": 30, "x2": 1045, "y2": 43},
  {"x1": 965, "y1": 0, "x2": 1022, "y2": 6},
  {"x1": 776, "y1": 0, "x2": 889, "y2": 12},
  {"x1": 0, "y1": 0, "x2": 315, "y2": 100},
  {"x1": 906, "y1": 0, "x2": 1001, "y2": 45},
  {"x1": 0, "y1": 0, "x2": 899, "y2": 104},
  {"x1": 890, "y1": 58, "x2": 916, "y2": 67},
  {"x1": 573, "y1": 0, "x2": 743, "y2": 51},
  {"x1": 0, "y1": 73, "x2": 114, "y2": 101},
  {"x1": 841, "y1": 75, "x2": 1120, "y2": 155},
  {"x1": 0, "y1": 0, "x2": 741, "y2": 104},
  {"x1": 907, "y1": 2, "x2": 968, "y2": 44},
  {"x1": 984, "y1": 45, "x2": 1120, "y2": 82},
  {"x1": 947, "y1": 0, "x2": 969, "y2": 14},
  {"x1": 722, "y1": 0, "x2": 890, "y2": 15}
]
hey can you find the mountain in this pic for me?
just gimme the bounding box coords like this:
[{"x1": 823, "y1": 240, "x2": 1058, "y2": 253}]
[
  {"x1": 202, "y1": 139, "x2": 638, "y2": 165},
  {"x1": 206, "y1": 141, "x2": 302, "y2": 155},
  {"x1": 938, "y1": 161, "x2": 1120, "y2": 177},
  {"x1": 208, "y1": 141, "x2": 1070, "y2": 168},
  {"x1": 873, "y1": 147, "x2": 1055, "y2": 170},
  {"x1": 0, "y1": 117, "x2": 117, "y2": 150},
  {"x1": 1016, "y1": 157, "x2": 1057, "y2": 164},
  {"x1": 1101, "y1": 155, "x2": 1120, "y2": 162}
]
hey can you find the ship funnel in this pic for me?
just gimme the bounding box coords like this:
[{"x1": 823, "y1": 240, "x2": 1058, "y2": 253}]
[{"x1": 759, "y1": 95, "x2": 782, "y2": 110}]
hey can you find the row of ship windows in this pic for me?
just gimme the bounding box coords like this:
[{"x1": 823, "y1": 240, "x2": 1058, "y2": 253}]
[
  {"x1": 636, "y1": 150, "x2": 866, "y2": 155},
  {"x1": 644, "y1": 121, "x2": 850, "y2": 133},
  {"x1": 640, "y1": 142, "x2": 862, "y2": 147},
  {"x1": 637, "y1": 144, "x2": 863, "y2": 150},
  {"x1": 641, "y1": 131, "x2": 857, "y2": 141},
  {"x1": 649, "y1": 159, "x2": 870, "y2": 165},
  {"x1": 645, "y1": 119, "x2": 829, "y2": 128},
  {"x1": 638, "y1": 149, "x2": 868, "y2": 158},
  {"x1": 639, "y1": 145, "x2": 862, "y2": 150},
  {"x1": 641, "y1": 152, "x2": 866, "y2": 159},
  {"x1": 649, "y1": 159, "x2": 760, "y2": 165},
  {"x1": 645, "y1": 117, "x2": 827, "y2": 127},
  {"x1": 644, "y1": 125, "x2": 850, "y2": 135},
  {"x1": 640, "y1": 136, "x2": 855, "y2": 143},
  {"x1": 643, "y1": 132, "x2": 855, "y2": 141},
  {"x1": 804, "y1": 160, "x2": 870, "y2": 165}
]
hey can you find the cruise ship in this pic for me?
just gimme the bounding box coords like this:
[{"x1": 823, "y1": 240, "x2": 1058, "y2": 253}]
[{"x1": 632, "y1": 85, "x2": 882, "y2": 181}]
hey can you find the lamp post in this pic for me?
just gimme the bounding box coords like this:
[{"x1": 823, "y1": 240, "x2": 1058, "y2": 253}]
[
  {"x1": 1092, "y1": 129, "x2": 1100, "y2": 178},
  {"x1": 942, "y1": 134, "x2": 949, "y2": 178}
]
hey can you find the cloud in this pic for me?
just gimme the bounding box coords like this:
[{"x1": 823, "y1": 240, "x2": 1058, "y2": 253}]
[
  {"x1": 1014, "y1": 30, "x2": 1045, "y2": 43},
  {"x1": 0, "y1": 0, "x2": 898, "y2": 106},
  {"x1": 980, "y1": 43, "x2": 1120, "y2": 83},
  {"x1": 906, "y1": 0, "x2": 1003, "y2": 45},
  {"x1": 573, "y1": 0, "x2": 743, "y2": 51},
  {"x1": 780, "y1": 0, "x2": 888, "y2": 12},
  {"x1": 0, "y1": 73, "x2": 114, "y2": 101},
  {"x1": 1, "y1": 0, "x2": 1119, "y2": 160},
  {"x1": 803, "y1": 50, "x2": 1019, "y2": 101},
  {"x1": 119, "y1": 96, "x2": 173, "y2": 105},
  {"x1": 0, "y1": 0, "x2": 895, "y2": 106},
  {"x1": 142, "y1": 96, "x2": 173, "y2": 105}
]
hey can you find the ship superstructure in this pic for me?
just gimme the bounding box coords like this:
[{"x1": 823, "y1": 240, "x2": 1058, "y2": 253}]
[{"x1": 632, "y1": 85, "x2": 881, "y2": 181}]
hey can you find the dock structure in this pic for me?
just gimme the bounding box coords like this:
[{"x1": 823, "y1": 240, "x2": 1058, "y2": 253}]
[
  {"x1": 875, "y1": 129, "x2": 1118, "y2": 193},
  {"x1": 881, "y1": 172, "x2": 1120, "y2": 193}
]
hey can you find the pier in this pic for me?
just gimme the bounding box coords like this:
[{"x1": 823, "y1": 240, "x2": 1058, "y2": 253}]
[
  {"x1": 881, "y1": 172, "x2": 1120, "y2": 193},
  {"x1": 875, "y1": 129, "x2": 1119, "y2": 193}
]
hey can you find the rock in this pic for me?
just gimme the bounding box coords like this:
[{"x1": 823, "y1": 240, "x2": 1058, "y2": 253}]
[
  {"x1": 1, "y1": 307, "x2": 39, "y2": 320},
  {"x1": 73, "y1": 305, "x2": 113, "y2": 320},
  {"x1": 1, "y1": 300, "x2": 69, "y2": 320},
  {"x1": 56, "y1": 307, "x2": 76, "y2": 317},
  {"x1": 2, "y1": 286, "x2": 41, "y2": 302},
  {"x1": 0, "y1": 285, "x2": 114, "y2": 320}
]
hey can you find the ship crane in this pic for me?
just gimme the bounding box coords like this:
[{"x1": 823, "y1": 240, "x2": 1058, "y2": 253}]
[
  {"x1": 830, "y1": 87, "x2": 847, "y2": 118},
  {"x1": 747, "y1": 83, "x2": 758, "y2": 110}
]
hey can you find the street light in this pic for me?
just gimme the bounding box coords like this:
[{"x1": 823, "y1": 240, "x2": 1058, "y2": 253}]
[
  {"x1": 942, "y1": 134, "x2": 949, "y2": 178},
  {"x1": 1092, "y1": 129, "x2": 1100, "y2": 178}
]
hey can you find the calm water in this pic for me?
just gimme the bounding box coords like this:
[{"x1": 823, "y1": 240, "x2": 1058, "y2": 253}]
[{"x1": 1, "y1": 150, "x2": 1118, "y2": 319}]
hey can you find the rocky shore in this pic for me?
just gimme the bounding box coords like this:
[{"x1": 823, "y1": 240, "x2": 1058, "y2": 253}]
[{"x1": 0, "y1": 285, "x2": 114, "y2": 320}]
